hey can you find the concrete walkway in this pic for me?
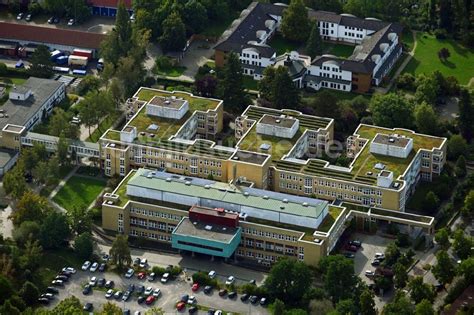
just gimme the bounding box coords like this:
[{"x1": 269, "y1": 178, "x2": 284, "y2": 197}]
[{"x1": 374, "y1": 30, "x2": 418, "y2": 94}]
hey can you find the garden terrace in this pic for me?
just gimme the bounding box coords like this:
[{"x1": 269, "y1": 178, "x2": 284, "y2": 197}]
[
  {"x1": 303, "y1": 160, "x2": 354, "y2": 181},
  {"x1": 273, "y1": 160, "x2": 304, "y2": 172},
  {"x1": 237, "y1": 125, "x2": 302, "y2": 161},
  {"x1": 317, "y1": 206, "x2": 343, "y2": 233},
  {"x1": 243, "y1": 106, "x2": 332, "y2": 131},
  {"x1": 187, "y1": 140, "x2": 234, "y2": 159},
  {"x1": 102, "y1": 130, "x2": 120, "y2": 141}
]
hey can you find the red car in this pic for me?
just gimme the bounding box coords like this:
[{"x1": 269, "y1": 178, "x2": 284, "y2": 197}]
[
  {"x1": 137, "y1": 272, "x2": 146, "y2": 280},
  {"x1": 145, "y1": 295, "x2": 155, "y2": 305},
  {"x1": 346, "y1": 245, "x2": 358, "y2": 252},
  {"x1": 176, "y1": 301, "x2": 186, "y2": 311},
  {"x1": 191, "y1": 283, "x2": 199, "y2": 292}
]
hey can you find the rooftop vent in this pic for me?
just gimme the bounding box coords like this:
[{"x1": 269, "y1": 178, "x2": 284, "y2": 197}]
[
  {"x1": 282, "y1": 198, "x2": 289, "y2": 203},
  {"x1": 109, "y1": 143, "x2": 116, "y2": 148},
  {"x1": 260, "y1": 143, "x2": 271, "y2": 151},
  {"x1": 185, "y1": 181, "x2": 191, "y2": 186},
  {"x1": 280, "y1": 205, "x2": 285, "y2": 209},
  {"x1": 204, "y1": 225, "x2": 213, "y2": 231},
  {"x1": 233, "y1": 156, "x2": 239, "y2": 160},
  {"x1": 244, "y1": 192, "x2": 249, "y2": 196},
  {"x1": 275, "y1": 119, "x2": 281, "y2": 123},
  {"x1": 389, "y1": 138, "x2": 395, "y2": 143},
  {"x1": 302, "y1": 202, "x2": 308, "y2": 207},
  {"x1": 166, "y1": 178, "x2": 172, "y2": 182},
  {"x1": 204, "y1": 185, "x2": 210, "y2": 189},
  {"x1": 263, "y1": 195, "x2": 269, "y2": 200},
  {"x1": 366, "y1": 171, "x2": 373, "y2": 176},
  {"x1": 374, "y1": 163, "x2": 385, "y2": 170},
  {"x1": 146, "y1": 174, "x2": 152, "y2": 179},
  {"x1": 393, "y1": 182, "x2": 400, "y2": 189}
]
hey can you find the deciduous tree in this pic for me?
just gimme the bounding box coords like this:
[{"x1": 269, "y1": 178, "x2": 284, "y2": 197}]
[
  {"x1": 408, "y1": 277, "x2": 434, "y2": 304},
  {"x1": 19, "y1": 281, "x2": 39, "y2": 305},
  {"x1": 415, "y1": 299, "x2": 434, "y2": 315},
  {"x1": 159, "y1": 11, "x2": 187, "y2": 53},
  {"x1": 28, "y1": 45, "x2": 53, "y2": 78},
  {"x1": 281, "y1": 0, "x2": 310, "y2": 42},
  {"x1": 74, "y1": 232, "x2": 94, "y2": 260},
  {"x1": 434, "y1": 228, "x2": 450, "y2": 249},
  {"x1": 319, "y1": 255, "x2": 357, "y2": 303},
  {"x1": 39, "y1": 212, "x2": 71, "y2": 249},
  {"x1": 10, "y1": 192, "x2": 50, "y2": 226},
  {"x1": 359, "y1": 289, "x2": 376, "y2": 315},
  {"x1": 259, "y1": 66, "x2": 300, "y2": 109},
  {"x1": 369, "y1": 93, "x2": 414, "y2": 129},
  {"x1": 414, "y1": 102, "x2": 438, "y2": 135},
  {"x1": 110, "y1": 234, "x2": 132, "y2": 269},
  {"x1": 216, "y1": 53, "x2": 249, "y2": 113},
  {"x1": 453, "y1": 229, "x2": 472, "y2": 259},
  {"x1": 306, "y1": 21, "x2": 324, "y2": 58}
]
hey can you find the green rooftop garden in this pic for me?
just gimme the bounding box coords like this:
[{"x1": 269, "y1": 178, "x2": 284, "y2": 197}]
[
  {"x1": 136, "y1": 88, "x2": 221, "y2": 112},
  {"x1": 317, "y1": 206, "x2": 343, "y2": 233},
  {"x1": 113, "y1": 170, "x2": 136, "y2": 207},
  {"x1": 238, "y1": 125, "x2": 301, "y2": 161},
  {"x1": 102, "y1": 129, "x2": 121, "y2": 141}
]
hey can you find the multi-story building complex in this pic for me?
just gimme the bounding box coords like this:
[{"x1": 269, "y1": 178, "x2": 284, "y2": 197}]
[
  {"x1": 214, "y1": 2, "x2": 403, "y2": 93},
  {"x1": 101, "y1": 167, "x2": 435, "y2": 267}
]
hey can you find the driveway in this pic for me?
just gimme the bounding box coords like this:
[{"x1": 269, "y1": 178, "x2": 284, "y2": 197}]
[
  {"x1": 178, "y1": 40, "x2": 215, "y2": 81},
  {"x1": 351, "y1": 232, "x2": 395, "y2": 312},
  {"x1": 47, "y1": 268, "x2": 268, "y2": 314}
]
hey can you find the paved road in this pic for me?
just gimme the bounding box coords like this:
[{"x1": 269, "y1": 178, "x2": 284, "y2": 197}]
[{"x1": 47, "y1": 268, "x2": 269, "y2": 314}]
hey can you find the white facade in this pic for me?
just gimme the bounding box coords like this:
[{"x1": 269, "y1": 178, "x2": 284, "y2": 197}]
[
  {"x1": 256, "y1": 117, "x2": 299, "y2": 139},
  {"x1": 24, "y1": 84, "x2": 66, "y2": 131},
  {"x1": 146, "y1": 98, "x2": 189, "y2": 120},
  {"x1": 120, "y1": 126, "x2": 137, "y2": 143},
  {"x1": 9, "y1": 88, "x2": 32, "y2": 101},
  {"x1": 377, "y1": 171, "x2": 394, "y2": 188},
  {"x1": 370, "y1": 134, "x2": 413, "y2": 158},
  {"x1": 306, "y1": 59, "x2": 353, "y2": 92}
]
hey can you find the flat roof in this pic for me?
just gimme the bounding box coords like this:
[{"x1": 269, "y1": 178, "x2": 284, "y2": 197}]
[
  {"x1": 173, "y1": 217, "x2": 239, "y2": 243},
  {"x1": 0, "y1": 149, "x2": 17, "y2": 168},
  {"x1": 190, "y1": 205, "x2": 239, "y2": 220},
  {"x1": 259, "y1": 114, "x2": 298, "y2": 128},
  {"x1": 0, "y1": 77, "x2": 64, "y2": 131},
  {"x1": 373, "y1": 133, "x2": 411, "y2": 147},
  {"x1": 149, "y1": 96, "x2": 187, "y2": 109},
  {"x1": 127, "y1": 168, "x2": 329, "y2": 219}
]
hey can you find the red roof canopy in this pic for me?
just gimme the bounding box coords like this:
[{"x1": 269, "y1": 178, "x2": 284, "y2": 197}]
[
  {"x1": 0, "y1": 22, "x2": 106, "y2": 50},
  {"x1": 89, "y1": 0, "x2": 132, "y2": 9}
]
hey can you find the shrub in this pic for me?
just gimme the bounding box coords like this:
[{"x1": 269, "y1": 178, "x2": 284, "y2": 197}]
[
  {"x1": 396, "y1": 73, "x2": 416, "y2": 91},
  {"x1": 151, "y1": 266, "x2": 166, "y2": 277},
  {"x1": 0, "y1": 63, "x2": 7, "y2": 76},
  {"x1": 155, "y1": 56, "x2": 173, "y2": 71},
  {"x1": 396, "y1": 233, "x2": 412, "y2": 248},
  {"x1": 434, "y1": 29, "x2": 448, "y2": 39},
  {"x1": 191, "y1": 271, "x2": 218, "y2": 287}
]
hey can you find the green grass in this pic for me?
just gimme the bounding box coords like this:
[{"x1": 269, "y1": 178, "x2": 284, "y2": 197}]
[
  {"x1": 136, "y1": 88, "x2": 220, "y2": 112},
  {"x1": 53, "y1": 175, "x2": 106, "y2": 211},
  {"x1": 243, "y1": 76, "x2": 258, "y2": 90},
  {"x1": 87, "y1": 110, "x2": 122, "y2": 142},
  {"x1": 302, "y1": 89, "x2": 371, "y2": 103},
  {"x1": 155, "y1": 66, "x2": 187, "y2": 78},
  {"x1": 324, "y1": 43, "x2": 355, "y2": 58},
  {"x1": 270, "y1": 34, "x2": 301, "y2": 55},
  {"x1": 201, "y1": 11, "x2": 240, "y2": 37},
  {"x1": 403, "y1": 32, "x2": 474, "y2": 85},
  {"x1": 0, "y1": 76, "x2": 28, "y2": 86},
  {"x1": 318, "y1": 206, "x2": 343, "y2": 233}
]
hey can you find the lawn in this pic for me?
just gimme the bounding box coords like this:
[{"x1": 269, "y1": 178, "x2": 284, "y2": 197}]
[
  {"x1": 270, "y1": 34, "x2": 302, "y2": 55},
  {"x1": 302, "y1": 89, "x2": 371, "y2": 103},
  {"x1": 324, "y1": 43, "x2": 355, "y2": 58},
  {"x1": 243, "y1": 76, "x2": 259, "y2": 91},
  {"x1": 0, "y1": 76, "x2": 28, "y2": 86},
  {"x1": 318, "y1": 206, "x2": 343, "y2": 232},
  {"x1": 403, "y1": 32, "x2": 474, "y2": 85},
  {"x1": 53, "y1": 175, "x2": 106, "y2": 211},
  {"x1": 87, "y1": 110, "x2": 122, "y2": 142},
  {"x1": 155, "y1": 66, "x2": 187, "y2": 78}
]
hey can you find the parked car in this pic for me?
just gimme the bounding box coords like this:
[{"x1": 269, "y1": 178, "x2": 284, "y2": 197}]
[
  {"x1": 375, "y1": 253, "x2": 385, "y2": 261},
  {"x1": 62, "y1": 267, "x2": 76, "y2": 274},
  {"x1": 113, "y1": 290, "x2": 123, "y2": 299},
  {"x1": 250, "y1": 295, "x2": 259, "y2": 304},
  {"x1": 181, "y1": 294, "x2": 189, "y2": 302},
  {"x1": 240, "y1": 293, "x2": 250, "y2": 302},
  {"x1": 346, "y1": 245, "x2": 358, "y2": 252},
  {"x1": 365, "y1": 270, "x2": 375, "y2": 277},
  {"x1": 349, "y1": 240, "x2": 362, "y2": 247},
  {"x1": 55, "y1": 275, "x2": 69, "y2": 282},
  {"x1": 188, "y1": 306, "x2": 198, "y2": 314},
  {"x1": 38, "y1": 297, "x2": 50, "y2": 305},
  {"x1": 89, "y1": 277, "x2": 98, "y2": 286},
  {"x1": 67, "y1": 18, "x2": 75, "y2": 26},
  {"x1": 105, "y1": 280, "x2": 114, "y2": 288},
  {"x1": 219, "y1": 289, "x2": 227, "y2": 297},
  {"x1": 83, "y1": 303, "x2": 93, "y2": 312},
  {"x1": 25, "y1": 13, "x2": 32, "y2": 21},
  {"x1": 82, "y1": 284, "x2": 92, "y2": 295},
  {"x1": 137, "y1": 285, "x2": 145, "y2": 294},
  {"x1": 46, "y1": 287, "x2": 59, "y2": 294},
  {"x1": 137, "y1": 272, "x2": 146, "y2": 280},
  {"x1": 145, "y1": 295, "x2": 155, "y2": 305},
  {"x1": 260, "y1": 297, "x2": 268, "y2": 306},
  {"x1": 139, "y1": 258, "x2": 148, "y2": 268},
  {"x1": 125, "y1": 268, "x2": 134, "y2": 278},
  {"x1": 105, "y1": 289, "x2": 114, "y2": 298},
  {"x1": 249, "y1": 279, "x2": 256, "y2": 285},
  {"x1": 127, "y1": 283, "x2": 135, "y2": 292},
  {"x1": 160, "y1": 273, "x2": 170, "y2": 283},
  {"x1": 225, "y1": 276, "x2": 235, "y2": 285},
  {"x1": 122, "y1": 290, "x2": 131, "y2": 301},
  {"x1": 90, "y1": 262, "x2": 99, "y2": 272},
  {"x1": 16, "y1": 12, "x2": 24, "y2": 20},
  {"x1": 40, "y1": 293, "x2": 54, "y2": 300},
  {"x1": 102, "y1": 254, "x2": 109, "y2": 262},
  {"x1": 51, "y1": 280, "x2": 63, "y2": 286},
  {"x1": 371, "y1": 259, "x2": 381, "y2": 266},
  {"x1": 192, "y1": 283, "x2": 199, "y2": 292},
  {"x1": 208, "y1": 270, "x2": 216, "y2": 279},
  {"x1": 82, "y1": 261, "x2": 91, "y2": 271},
  {"x1": 133, "y1": 257, "x2": 141, "y2": 266},
  {"x1": 144, "y1": 286, "x2": 153, "y2": 296},
  {"x1": 99, "y1": 263, "x2": 106, "y2": 272},
  {"x1": 204, "y1": 285, "x2": 213, "y2": 294},
  {"x1": 137, "y1": 296, "x2": 145, "y2": 304},
  {"x1": 152, "y1": 288, "x2": 161, "y2": 297},
  {"x1": 188, "y1": 295, "x2": 197, "y2": 305},
  {"x1": 97, "y1": 278, "x2": 106, "y2": 287},
  {"x1": 176, "y1": 301, "x2": 186, "y2": 311},
  {"x1": 147, "y1": 273, "x2": 156, "y2": 281},
  {"x1": 344, "y1": 253, "x2": 355, "y2": 258},
  {"x1": 228, "y1": 291, "x2": 237, "y2": 299}
]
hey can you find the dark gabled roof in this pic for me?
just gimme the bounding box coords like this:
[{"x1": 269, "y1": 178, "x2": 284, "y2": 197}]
[
  {"x1": 214, "y1": 2, "x2": 284, "y2": 53},
  {"x1": 309, "y1": 11, "x2": 342, "y2": 24},
  {"x1": 340, "y1": 16, "x2": 388, "y2": 31},
  {"x1": 0, "y1": 22, "x2": 106, "y2": 49},
  {"x1": 242, "y1": 43, "x2": 275, "y2": 58}
]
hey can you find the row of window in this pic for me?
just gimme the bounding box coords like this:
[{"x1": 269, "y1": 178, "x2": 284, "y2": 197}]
[
  {"x1": 344, "y1": 32, "x2": 363, "y2": 38},
  {"x1": 130, "y1": 207, "x2": 183, "y2": 221},
  {"x1": 130, "y1": 229, "x2": 171, "y2": 242},
  {"x1": 242, "y1": 227, "x2": 299, "y2": 242}
]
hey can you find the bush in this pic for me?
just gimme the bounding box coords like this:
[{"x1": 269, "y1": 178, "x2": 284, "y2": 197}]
[
  {"x1": 434, "y1": 29, "x2": 448, "y2": 39},
  {"x1": 76, "y1": 75, "x2": 101, "y2": 96},
  {"x1": 241, "y1": 283, "x2": 268, "y2": 296},
  {"x1": 396, "y1": 73, "x2": 416, "y2": 91},
  {"x1": 0, "y1": 63, "x2": 7, "y2": 76},
  {"x1": 155, "y1": 56, "x2": 173, "y2": 71},
  {"x1": 151, "y1": 266, "x2": 167, "y2": 277},
  {"x1": 191, "y1": 271, "x2": 218, "y2": 287},
  {"x1": 396, "y1": 233, "x2": 412, "y2": 248}
]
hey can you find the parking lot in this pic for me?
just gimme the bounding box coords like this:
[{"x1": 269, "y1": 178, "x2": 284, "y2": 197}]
[{"x1": 46, "y1": 263, "x2": 269, "y2": 314}]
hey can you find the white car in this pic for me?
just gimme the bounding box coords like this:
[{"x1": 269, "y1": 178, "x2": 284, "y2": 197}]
[
  {"x1": 144, "y1": 286, "x2": 153, "y2": 296},
  {"x1": 187, "y1": 296, "x2": 197, "y2": 305},
  {"x1": 208, "y1": 270, "x2": 216, "y2": 279},
  {"x1": 90, "y1": 262, "x2": 99, "y2": 272},
  {"x1": 160, "y1": 273, "x2": 170, "y2": 283},
  {"x1": 365, "y1": 270, "x2": 375, "y2": 277},
  {"x1": 139, "y1": 258, "x2": 148, "y2": 268},
  {"x1": 125, "y1": 268, "x2": 134, "y2": 279},
  {"x1": 89, "y1": 276, "x2": 97, "y2": 286},
  {"x1": 81, "y1": 261, "x2": 91, "y2": 271},
  {"x1": 51, "y1": 279, "x2": 63, "y2": 286},
  {"x1": 62, "y1": 267, "x2": 76, "y2": 274},
  {"x1": 152, "y1": 288, "x2": 161, "y2": 297},
  {"x1": 225, "y1": 276, "x2": 235, "y2": 285},
  {"x1": 375, "y1": 253, "x2": 385, "y2": 259},
  {"x1": 214, "y1": 311, "x2": 222, "y2": 315},
  {"x1": 105, "y1": 289, "x2": 114, "y2": 298}
]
